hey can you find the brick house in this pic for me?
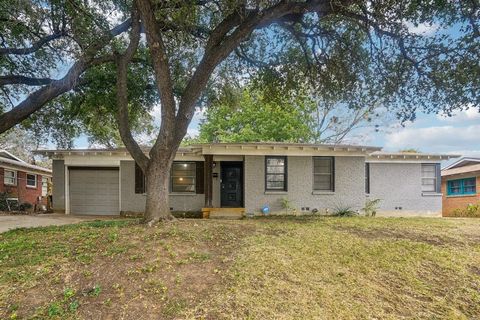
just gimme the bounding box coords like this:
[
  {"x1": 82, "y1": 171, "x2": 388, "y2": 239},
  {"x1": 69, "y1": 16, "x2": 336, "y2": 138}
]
[
  {"x1": 37, "y1": 143, "x2": 457, "y2": 217},
  {"x1": 441, "y1": 157, "x2": 480, "y2": 217},
  {"x1": 0, "y1": 150, "x2": 52, "y2": 210}
]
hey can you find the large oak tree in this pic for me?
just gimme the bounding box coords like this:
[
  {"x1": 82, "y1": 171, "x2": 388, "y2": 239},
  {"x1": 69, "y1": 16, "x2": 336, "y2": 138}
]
[{"x1": 1, "y1": 0, "x2": 479, "y2": 223}]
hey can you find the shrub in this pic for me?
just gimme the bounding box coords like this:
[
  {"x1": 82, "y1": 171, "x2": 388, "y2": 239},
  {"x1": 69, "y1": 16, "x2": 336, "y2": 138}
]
[
  {"x1": 362, "y1": 199, "x2": 381, "y2": 217},
  {"x1": 453, "y1": 203, "x2": 480, "y2": 217},
  {"x1": 332, "y1": 206, "x2": 358, "y2": 217},
  {"x1": 19, "y1": 202, "x2": 33, "y2": 212},
  {"x1": 280, "y1": 197, "x2": 295, "y2": 215}
]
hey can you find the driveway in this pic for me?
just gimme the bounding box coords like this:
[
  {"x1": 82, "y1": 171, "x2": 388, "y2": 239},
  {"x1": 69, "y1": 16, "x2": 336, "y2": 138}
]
[{"x1": 0, "y1": 214, "x2": 114, "y2": 233}]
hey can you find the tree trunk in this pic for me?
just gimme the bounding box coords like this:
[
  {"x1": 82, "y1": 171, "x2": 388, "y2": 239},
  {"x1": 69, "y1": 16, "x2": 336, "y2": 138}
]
[{"x1": 144, "y1": 156, "x2": 175, "y2": 224}]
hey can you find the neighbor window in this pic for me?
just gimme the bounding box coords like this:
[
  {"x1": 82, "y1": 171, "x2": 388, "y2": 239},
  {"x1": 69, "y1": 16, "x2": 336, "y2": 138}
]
[
  {"x1": 365, "y1": 163, "x2": 370, "y2": 194},
  {"x1": 313, "y1": 157, "x2": 334, "y2": 191},
  {"x1": 4, "y1": 170, "x2": 16, "y2": 186},
  {"x1": 26, "y1": 173, "x2": 37, "y2": 188},
  {"x1": 265, "y1": 156, "x2": 287, "y2": 191},
  {"x1": 171, "y1": 162, "x2": 196, "y2": 193},
  {"x1": 421, "y1": 163, "x2": 440, "y2": 193},
  {"x1": 447, "y1": 178, "x2": 476, "y2": 196}
]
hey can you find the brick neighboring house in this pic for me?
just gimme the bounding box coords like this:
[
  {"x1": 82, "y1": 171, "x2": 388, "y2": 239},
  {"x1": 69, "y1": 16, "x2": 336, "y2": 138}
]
[
  {"x1": 441, "y1": 157, "x2": 480, "y2": 217},
  {"x1": 0, "y1": 150, "x2": 52, "y2": 210}
]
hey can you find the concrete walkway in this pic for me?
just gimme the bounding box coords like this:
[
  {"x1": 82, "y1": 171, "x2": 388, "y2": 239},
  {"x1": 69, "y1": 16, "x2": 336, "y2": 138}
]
[{"x1": 0, "y1": 214, "x2": 113, "y2": 233}]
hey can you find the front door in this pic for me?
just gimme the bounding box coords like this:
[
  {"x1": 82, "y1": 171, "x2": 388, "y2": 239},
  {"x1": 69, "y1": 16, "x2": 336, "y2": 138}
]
[{"x1": 221, "y1": 162, "x2": 243, "y2": 207}]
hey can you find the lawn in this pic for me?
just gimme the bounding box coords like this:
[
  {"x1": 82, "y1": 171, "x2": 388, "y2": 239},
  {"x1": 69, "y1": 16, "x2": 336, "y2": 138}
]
[{"x1": 1, "y1": 217, "x2": 479, "y2": 319}]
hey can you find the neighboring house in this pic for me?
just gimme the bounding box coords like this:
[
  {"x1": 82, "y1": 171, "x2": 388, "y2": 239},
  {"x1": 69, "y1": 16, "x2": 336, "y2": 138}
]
[
  {"x1": 0, "y1": 150, "x2": 52, "y2": 209},
  {"x1": 441, "y1": 157, "x2": 480, "y2": 217},
  {"x1": 37, "y1": 143, "x2": 457, "y2": 217}
]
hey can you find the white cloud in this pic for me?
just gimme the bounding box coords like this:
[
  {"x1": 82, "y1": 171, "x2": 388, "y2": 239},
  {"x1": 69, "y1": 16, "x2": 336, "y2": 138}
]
[
  {"x1": 437, "y1": 108, "x2": 480, "y2": 123},
  {"x1": 385, "y1": 124, "x2": 480, "y2": 152},
  {"x1": 404, "y1": 21, "x2": 439, "y2": 35}
]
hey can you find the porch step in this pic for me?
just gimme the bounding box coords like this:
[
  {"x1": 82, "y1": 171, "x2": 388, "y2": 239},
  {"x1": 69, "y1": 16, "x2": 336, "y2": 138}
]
[{"x1": 202, "y1": 207, "x2": 245, "y2": 219}]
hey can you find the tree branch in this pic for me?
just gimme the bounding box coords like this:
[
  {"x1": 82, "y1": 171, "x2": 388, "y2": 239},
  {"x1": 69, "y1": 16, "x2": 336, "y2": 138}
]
[
  {"x1": 0, "y1": 18, "x2": 132, "y2": 134},
  {"x1": 136, "y1": 0, "x2": 179, "y2": 157},
  {"x1": 0, "y1": 75, "x2": 55, "y2": 86},
  {"x1": 0, "y1": 31, "x2": 66, "y2": 55},
  {"x1": 115, "y1": 8, "x2": 149, "y2": 171}
]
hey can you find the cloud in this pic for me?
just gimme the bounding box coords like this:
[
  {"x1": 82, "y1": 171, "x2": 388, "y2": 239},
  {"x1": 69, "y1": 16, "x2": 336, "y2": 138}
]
[
  {"x1": 384, "y1": 124, "x2": 480, "y2": 152},
  {"x1": 404, "y1": 21, "x2": 439, "y2": 35},
  {"x1": 437, "y1": 108, "x2": 480, "y2": 123}
]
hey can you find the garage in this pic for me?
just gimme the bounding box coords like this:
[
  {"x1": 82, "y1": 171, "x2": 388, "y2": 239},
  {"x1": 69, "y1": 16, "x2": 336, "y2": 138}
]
[{"x1": 69, "y1": 167, "x2": 119, "y2": 215}]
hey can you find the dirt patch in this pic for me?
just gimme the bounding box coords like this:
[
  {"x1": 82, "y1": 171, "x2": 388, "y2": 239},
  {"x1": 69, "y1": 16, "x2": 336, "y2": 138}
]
[{"x1": 0, "y1": 219, "x2": 257, "y2": 319}]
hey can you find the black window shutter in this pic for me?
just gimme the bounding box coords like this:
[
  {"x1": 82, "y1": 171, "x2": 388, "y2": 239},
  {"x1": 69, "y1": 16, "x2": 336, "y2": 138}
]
[
  {"x1": 331, "y1": 157, "x2": 335, "y2": 192},
  {"x1": 135, "y1": 162, "x2": 146, "y2": 194},
  {"x1": 195, "y1": 161, "x2": 205, "y2": 194},
  {"x1": 435, "y1": 163, "x2": 441, "y2": 193}
]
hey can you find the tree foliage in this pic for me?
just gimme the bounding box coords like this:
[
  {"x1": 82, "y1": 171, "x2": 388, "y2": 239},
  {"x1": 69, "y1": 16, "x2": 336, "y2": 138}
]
[{"x1": 198, "y1": 86, "x2": 316, "y2": 143}]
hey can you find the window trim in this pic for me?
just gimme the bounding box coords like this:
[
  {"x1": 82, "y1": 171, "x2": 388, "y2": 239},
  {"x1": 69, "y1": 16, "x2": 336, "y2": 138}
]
[
  {"x1": 170, "y1": 161, "x2": 196, "y2": 194},
  {"x1": 265, "y1": 156, "x2": 288, "y2": 192},
  {"x1": 41, "y1": 176, "x2": 48, "y2": 196},
  {"x1": 421, "y1": 163, "x2": 440, "y2": 193},
  {"x1": 3, "y1": 169, "x2": 17, "y2": 186},
  {"x1": 312, "y1": 156, "x2": 335, "y2": 192},
  {"x1": 446, "y1": 177, "x2": 477, "y2": 196},
  {"x1": 26, "y1": 173, "x2": 37, "y2": 188}
]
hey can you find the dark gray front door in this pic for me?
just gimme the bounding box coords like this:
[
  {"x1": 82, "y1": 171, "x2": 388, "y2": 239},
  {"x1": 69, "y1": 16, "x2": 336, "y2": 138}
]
[{"x1": 221, "y1": 162, "x2": 243, "y2": 207}]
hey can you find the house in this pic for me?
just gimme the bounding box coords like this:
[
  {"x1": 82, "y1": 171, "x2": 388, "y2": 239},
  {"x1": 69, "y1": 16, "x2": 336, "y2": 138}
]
[
  {"x1": 36, "y1": 143, "x2": 457, "y2": 217},
  {"x1": 441, "y1": 157, "x2": 480, "y2": 217},
  {"x1": 0, "y1": 150, "x2": 52, "y2": 210}
]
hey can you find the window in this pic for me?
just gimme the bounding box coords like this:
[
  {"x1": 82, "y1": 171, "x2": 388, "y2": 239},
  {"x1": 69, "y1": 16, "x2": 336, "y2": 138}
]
[
  {"x1": 134, "y1": 161, "x2": 204, "y2": 194},
  {"x1": 265, "y1": 156, "x2": 287, "y2": 191},
  {"x1": 42, "y1": 176, "x2": 48, "y2": 196},
  {"x1": 26, "y1": 173, "x2": 37, "y2": 188},
  {"x1": 421, "y1": 163, "x2": 440, "y2": 193},
  {"x1": 313, "y1": 157, "x2": 334, "y2": 191},
  {"x1": 365, "y1": 163, "x2": 370, "y2": 194},
  {"x1": 4, "y1": 170, "x2": 16, "y2": 185},
  {"x1": 171, "y1": 162, "x2": 196, "y2": 193},
  {"x1": 447, "y1": 178, "x2": 476, "y2": 196}
]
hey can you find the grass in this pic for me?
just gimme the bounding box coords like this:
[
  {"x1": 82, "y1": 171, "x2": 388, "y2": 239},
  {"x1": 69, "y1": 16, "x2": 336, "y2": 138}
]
[{"x1": 1, "y1": 217, "x2": 479, "y2": 319}]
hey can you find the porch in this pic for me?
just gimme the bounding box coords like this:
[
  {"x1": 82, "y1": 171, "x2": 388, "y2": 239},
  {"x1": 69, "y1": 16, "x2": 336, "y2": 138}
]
[{"x1": 203, "y1": 154, "x2": 245, "y2": 219}]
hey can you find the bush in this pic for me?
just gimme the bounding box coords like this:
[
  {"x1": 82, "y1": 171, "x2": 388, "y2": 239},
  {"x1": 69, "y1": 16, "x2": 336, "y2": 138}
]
[
  {"x1": 172, "y1": 211, "x2": 203, "y2": 219},
  {"x1": 362, "y1": 199, "x2": 381, "y2": 217},
  {"x1": 0, "y1": 192, "x2": 9, "y2": 211},
  {"x1": 332, "y1": 206, "x2": 358, "y2": 217},
  {"x1": 0, "y1": 193, "x2": 20, "y2": 211},
  {"x1": 452, "y1": 203, "x2": 480, "y2": 217},
  {"x1": 19, "y1": 202, "x2": 33, "y2": 211}
]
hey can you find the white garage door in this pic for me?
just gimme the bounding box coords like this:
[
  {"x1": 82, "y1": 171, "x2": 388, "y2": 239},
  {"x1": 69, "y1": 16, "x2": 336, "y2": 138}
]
[{"x1": 69, "y1": 168, "x2": 119, "y2": 215}]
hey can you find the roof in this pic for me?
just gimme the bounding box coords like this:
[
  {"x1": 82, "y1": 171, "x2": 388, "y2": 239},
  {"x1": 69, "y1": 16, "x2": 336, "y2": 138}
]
[
  {"x1": 0, "y1": 152, "x2": 51, "y2": 175},
  {"x1": 35, "y1": 143, "x2": 459, "y2": 161},
  {"x1": 0, "y1": 150, "x2": 26, "y2": 163},
  {"x1": 442, "y1": 163, "x2": 480, "y2": 177},
  {"x1": 35, "y1": 142, "x2": 382, "y2": 158},
  {"x1": 442, "y1": 157, "x2": 480, "y2": 171},
  {"x1": 367, "y1": 151, "x2": 460, "y2": 162}
]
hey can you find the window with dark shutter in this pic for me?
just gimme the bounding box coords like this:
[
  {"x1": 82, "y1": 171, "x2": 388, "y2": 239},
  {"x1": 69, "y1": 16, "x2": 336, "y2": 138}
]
[
  {"x1": 313, "y1": 157, "x2": 335, "y2": 191},
  {"x1": 134, "y1": 162, "x2": 146, "y2": 194}
]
